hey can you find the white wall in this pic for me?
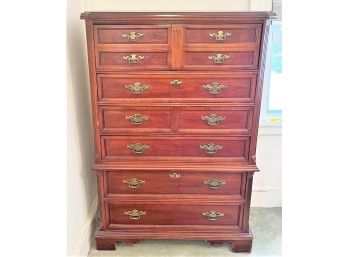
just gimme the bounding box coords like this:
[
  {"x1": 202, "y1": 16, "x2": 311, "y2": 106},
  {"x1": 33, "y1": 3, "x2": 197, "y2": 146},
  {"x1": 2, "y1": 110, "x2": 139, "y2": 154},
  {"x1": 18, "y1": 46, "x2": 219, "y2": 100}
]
[
  {"x1": 67, "y1": 0, "x2": 98, "y2": 256},
  {"x1": 67, "y1": 0, "x2": 280, "y2": 255},
  {"x1": 252, "y1": 127, "x2": 282, "y2": 207},
  {"x1": 83, "y1": 0, "x2": 272, "y2": 12}
]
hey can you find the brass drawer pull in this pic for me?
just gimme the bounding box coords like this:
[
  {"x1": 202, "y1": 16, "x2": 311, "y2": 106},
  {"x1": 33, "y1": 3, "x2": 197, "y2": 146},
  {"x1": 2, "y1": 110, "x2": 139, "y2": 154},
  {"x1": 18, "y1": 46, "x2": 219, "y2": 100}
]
[
  {"x1": 126, "y1": 114, "x2": 149, "y2": 125},
  {"x1": 170, "y1": 80, "x2": 183, "y2": 87},
  {"x1": 169, "y1": 172, "x2": 181, "y2": 179},
  {"x1": 204, "y1": 179, "x2": 226, "y2": 189},
  {"x1": 201, "y1": 114, "x2": 225, "y2": 126},
  {"x1": 127, "y1": 143, "x2": 150, "y2": 154},
  {"x1": 200, "y1": 143, "x2": 223, "y2": 154},
  {"x1": 202, "y1": 211, "x2": 224, "y2": 221},
  {"x1": 124, "y1": 82, "x2": 150, "y2": 94},
  {"x1": 123, "y1": 54, "x2": 145, "y2": 64},
  {"x1": 209, "y1": 31, "x2": 232, "y2": 41},
  {"x1": 208, "y1": 54, "x2": 230, "y2": 64},
  {"x1": 125, "y1": 209, "x2": 146, "y2": 220},
  {"x1": 123, "y1": 178, "x2": 145, "y2": 188},
  {"x1": 202, "y1": 82, "x2": 227, "y2": 95},
  {"x1": 122, "y1": 31, "x2": 144, "y2": 42}
]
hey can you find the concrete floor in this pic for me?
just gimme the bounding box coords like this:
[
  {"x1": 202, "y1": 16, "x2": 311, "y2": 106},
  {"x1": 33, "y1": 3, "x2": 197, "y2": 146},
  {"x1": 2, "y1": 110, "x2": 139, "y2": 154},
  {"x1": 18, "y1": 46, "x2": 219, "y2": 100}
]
[{"x1": 88, "y1": 207, "x2": 282, "y2": 257}]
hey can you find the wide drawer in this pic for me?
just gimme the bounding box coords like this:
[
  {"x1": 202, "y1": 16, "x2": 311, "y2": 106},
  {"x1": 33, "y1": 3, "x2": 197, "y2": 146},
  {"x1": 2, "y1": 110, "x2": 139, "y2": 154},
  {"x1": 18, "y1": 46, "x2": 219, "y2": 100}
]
[
  {"x1": 99, "y1": 106, "x2": 253, "y2": 135},
  {"x1": 94, "y1": 25, "x2": 170, "y2": 44},
  {"x1": 107, "y1": 202, "x2": 241, "y2": 226},
  {"x1": 183, "y1": 50, "x2": 259, "y2": 70},
  {"x1": 96, "y1": 50, "x2": 170, "y2": 71},
  {"x1": 106, "y1": 170, "x2": 243, "y2": 195},
  {"x1": 97, "y1": 73, "x2": 257, "y2": 102},
  {"x1": 100, "y1": 135, "x2": 250, "y2": 161},
  {"x1": 183, "y1": 24, "x2": 262, "y2": 45}
]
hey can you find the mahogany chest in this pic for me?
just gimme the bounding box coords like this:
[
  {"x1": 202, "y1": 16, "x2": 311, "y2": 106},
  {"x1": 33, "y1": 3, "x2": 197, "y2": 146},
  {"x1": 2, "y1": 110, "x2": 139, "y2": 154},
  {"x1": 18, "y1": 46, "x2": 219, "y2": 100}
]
[{"x1": 81, "y1": 12, "x2": 274, "y2": 252}]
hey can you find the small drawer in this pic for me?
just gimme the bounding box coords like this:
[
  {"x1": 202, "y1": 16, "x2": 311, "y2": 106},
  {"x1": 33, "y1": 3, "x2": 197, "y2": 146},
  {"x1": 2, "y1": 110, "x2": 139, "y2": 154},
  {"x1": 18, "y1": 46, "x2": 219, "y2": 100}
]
[
  {"x1": 106, "y1": 170, "x2": 243, "y2": 196},
  {"x1": 184, "y1": 24, "x2": 262, "y2": 45},
  {"x1": 183, "y1": 50, "x2": 259, "y2": 70},
  {"x1": 99, "y1": 106, "x2": 173, "y2": 134},
  {"x1": 97, "y1": 73, "x2": 257, "y2": 102},
  {"x1": 108, "y1": 202, "x2": 241, "y2": 226},
  {"x1": 96, "y1": 50, "x2": 170, "y2": 71},
  {"x1": 101, "y1": 135, "x2": 250, "y2": 161},
  {"x1": 94, "y1": 25, "x2": 170, "y2": 44}
]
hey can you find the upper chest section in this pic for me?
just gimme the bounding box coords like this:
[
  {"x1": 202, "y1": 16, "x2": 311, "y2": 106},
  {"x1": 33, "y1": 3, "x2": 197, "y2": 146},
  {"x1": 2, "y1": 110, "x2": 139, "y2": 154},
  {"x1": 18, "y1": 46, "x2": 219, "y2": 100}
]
[{"x1": 82, "y1": 12, "x2": 273, "y2": 72}]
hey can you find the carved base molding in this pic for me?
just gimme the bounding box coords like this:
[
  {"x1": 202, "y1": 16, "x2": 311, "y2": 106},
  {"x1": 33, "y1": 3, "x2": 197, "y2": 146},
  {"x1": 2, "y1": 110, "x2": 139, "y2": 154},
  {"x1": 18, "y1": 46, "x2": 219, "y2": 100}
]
[{"x1": 95, "y1": 228, "x2": 253, "y2": 252}]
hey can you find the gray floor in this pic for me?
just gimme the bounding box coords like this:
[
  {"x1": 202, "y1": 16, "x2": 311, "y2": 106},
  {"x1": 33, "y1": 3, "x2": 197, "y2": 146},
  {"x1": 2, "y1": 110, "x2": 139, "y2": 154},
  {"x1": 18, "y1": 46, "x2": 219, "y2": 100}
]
[{"x1": 88, "y1": 207, "x2": 281, "y2": 257}]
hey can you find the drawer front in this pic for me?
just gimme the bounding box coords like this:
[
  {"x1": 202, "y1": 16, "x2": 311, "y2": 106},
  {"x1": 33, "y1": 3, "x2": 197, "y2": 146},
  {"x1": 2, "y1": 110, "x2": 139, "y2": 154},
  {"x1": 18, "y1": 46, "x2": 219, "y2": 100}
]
[
  {"x1": 183, "y1": 50, "x2": 259, "y2": 70},
  {"x1": 99, "y1": 106, "x2": 253, "y2": 135},
  {"x1": 96, "y1": 50, "x2": 170, "y2": 71},
  {"x1": 108, "y1": 203, "x2": 241, "y2": 226},
  {"x1": 177, "y1": 106, "x2": 253, "y2": 134},
  {"x1": 99, "y1": 106, "x2": 173, "y2": 134},
  {"x1": 184, "y1": 24, "x2": 262, "y2": 45},
  {"x1": 94, "y1": 25, "x2": 170, "y2": 44},
  {"x1": 106, "y1": 171, "x2": 243, "y2": 195},
  {"x1": 97, "y1": 73, "x2": 257, "y2": 102},
  {"x1": 101, "y1": 136, "x2": 249, "y2": 161}
]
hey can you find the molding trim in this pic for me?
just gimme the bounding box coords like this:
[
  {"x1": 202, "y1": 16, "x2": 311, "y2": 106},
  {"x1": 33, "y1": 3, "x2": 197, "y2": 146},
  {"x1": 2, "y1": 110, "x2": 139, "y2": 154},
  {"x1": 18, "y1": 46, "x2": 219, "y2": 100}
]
[
  {"x1": 251, "y1": 187, "x2": 282, "y2": 207},
  {"x1": 74, "y1": 194, "x2": 98, "y2": 257}
]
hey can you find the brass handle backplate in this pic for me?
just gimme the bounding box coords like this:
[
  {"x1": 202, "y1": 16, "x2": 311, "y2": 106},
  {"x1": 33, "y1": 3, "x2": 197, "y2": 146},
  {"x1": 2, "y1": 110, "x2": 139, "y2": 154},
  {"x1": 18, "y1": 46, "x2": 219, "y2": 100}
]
[
  {"x1": 169, "y1": 172, "x2": 181, "y2": 179},
  {"x1": 201, "y1": 114, "x2": 225, "y2": 126},
  {"x1": 123, "y1": 54, "x2": 145, "y2": 64},
  {"x1": 124, "y1": 82, "x2": 150, "y2": 94},
  {"x1": 126, "y1": 114, "x2": 149, "y2": 125},
  {"x1": 200, "y1": 143, "x2": 223, "y2": 154},
  {"x1": 170, "y1": 80, "x2": 183, "y2": 87},
  {"x1": 122, "y1": 31, "x2": 144, "y2": 42},
  {"x1": 127, "y1": 143, "x2": 150, "y2": 154},
  {"x1": 123, "y1": 178, "x2": 145, "y2": 188},
  {"x1": 202, "y1": 211, "x2": 224, "y2": 221},
  {"x1": 208, "y1": 54, "x2": 230, "y2": 64},
  {"x1": 202, "y1": 82, "x2": 228, "y2": 95},
  {"x1": 124, "y1": 209, "x2": 146, "y2": 220},
  {"x1": 209, "y1": 31, "x2": 232, "y2": 41},
  {"x1": 204, "y1": 179, "x2": 226, "y2": 189}
]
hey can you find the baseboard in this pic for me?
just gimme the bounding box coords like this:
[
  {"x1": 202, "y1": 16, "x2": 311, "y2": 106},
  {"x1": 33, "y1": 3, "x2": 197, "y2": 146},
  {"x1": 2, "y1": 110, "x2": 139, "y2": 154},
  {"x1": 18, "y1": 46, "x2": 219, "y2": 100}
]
[
  {"x1": 73, "y1": 195, "x2": 98, "y2": 257},
  {"x1": 251, "y1": 187, "x2": 282, "y2": 207}
]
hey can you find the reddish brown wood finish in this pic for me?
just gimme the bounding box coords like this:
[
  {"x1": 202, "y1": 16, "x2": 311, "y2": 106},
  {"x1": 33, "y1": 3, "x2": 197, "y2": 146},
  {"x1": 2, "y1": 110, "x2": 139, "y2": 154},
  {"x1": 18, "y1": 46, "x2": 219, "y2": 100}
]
[
  {"x1": 99, "y1": 106, "x2": 253, "y2": 135},
  {"x1": 101, "y1": 135, "x2": 250, "y2": 161},
  {"x1": 108, "y1": 203, "x2": 241, "y2": 226},
  {"x1": 183, "y1": 24, "x2": 262, "y2": 45},
  {"x1": 96, "y1": 50, "x2": 170, "y2": 71},
  {"x1": 183, "y1": 50, "x2": 258, "y2": 70},
  {"x1": 94, "y1": 25, "x2": 170, "y2": 44},
  {"x1": 97, "y1": 73, "x2": 258, "y2": 102},
  {"x1": 81, "y1": 12, "x2": 274, "y2": 253},
  {"x1": 106, "y1": 170, "x2": 243, "y2": 195}
]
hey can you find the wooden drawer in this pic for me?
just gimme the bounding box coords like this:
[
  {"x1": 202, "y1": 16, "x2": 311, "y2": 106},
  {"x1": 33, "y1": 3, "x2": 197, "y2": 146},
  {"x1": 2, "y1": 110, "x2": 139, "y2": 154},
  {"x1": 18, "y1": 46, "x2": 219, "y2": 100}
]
[
  {"x1": 106, "y1": 170, "x2": 243, "y2": 195},
  {"x1": 96, "y1": 50, "x2": 170, "y2": 71},
  {"x1": 107, "y1": 202, "x2": 241, "y2": 226},
  {"x1": 183, "y1": 24, "x2": 262, "y2": 45},
  {"x1": 99, "y1": 106, "x2": 253, "y2": 135},
  {"x1": 176, "y1": 106, "x2": 253, "y2": 134},
  {"x1": 101, "y1": 136, "x2": 250, "y2": 161},
  {"x1": 183, "y1": 50, "x2": 259, "y2": 70},
  {"x1": 99, "y1": 106, "x2": 173, "y2": 134},
  {"x1": 94, "y1": 25, "x2": 170, "y2": 44},
  {"x1": 97, "y1": 73, "x2": 257, "y2": 102}
]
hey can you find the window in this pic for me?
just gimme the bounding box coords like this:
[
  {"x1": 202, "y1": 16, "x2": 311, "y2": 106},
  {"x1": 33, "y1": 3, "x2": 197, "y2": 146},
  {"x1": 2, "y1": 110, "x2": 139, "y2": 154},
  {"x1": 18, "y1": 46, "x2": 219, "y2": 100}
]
[{"x1": 260, "y1": 20, "x2": 282, "y2": 126}]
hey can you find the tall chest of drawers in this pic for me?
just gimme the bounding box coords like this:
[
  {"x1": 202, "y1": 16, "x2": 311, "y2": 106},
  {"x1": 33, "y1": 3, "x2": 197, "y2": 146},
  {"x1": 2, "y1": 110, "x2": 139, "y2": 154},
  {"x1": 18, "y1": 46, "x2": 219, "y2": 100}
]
[{"x1": 81, "y1": 12, "x2": 274, "y2": 253}]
